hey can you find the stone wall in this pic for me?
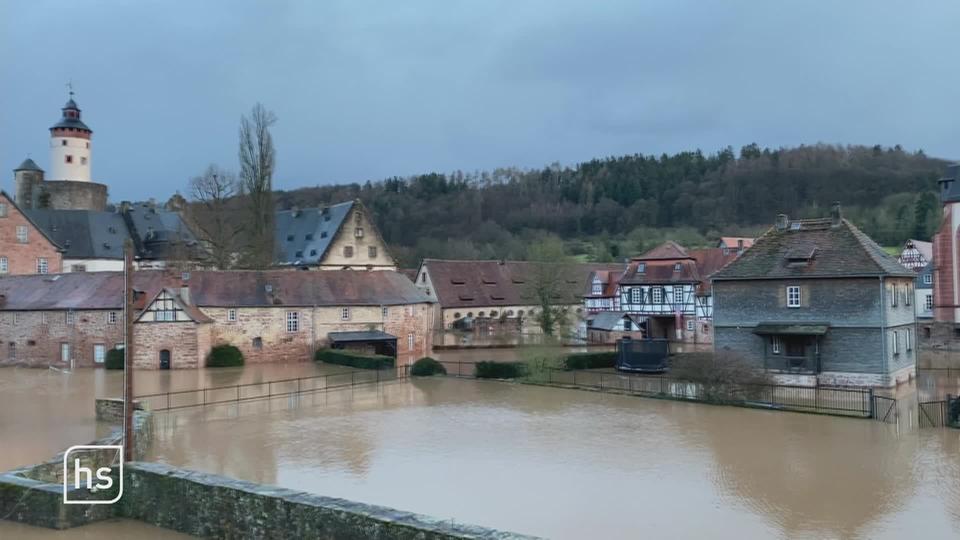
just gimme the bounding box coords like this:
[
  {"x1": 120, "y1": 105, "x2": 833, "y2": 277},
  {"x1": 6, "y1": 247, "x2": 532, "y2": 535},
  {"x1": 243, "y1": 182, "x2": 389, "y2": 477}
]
[
  {"x1": 132, "y1": 321, "x2": 209, "y2": 369},
  {"x1": 38, "y1": 180, "x2": 108, "y2": 212},
  {"x1": 120, "y1": 462, "x2": 537, "y2": 540},
  {"x1": 316, "y1": 204, "x2": 396, "y2": 270},
  {"x1": 0, "y1": 309, "x2": 122, "y2": 367}
]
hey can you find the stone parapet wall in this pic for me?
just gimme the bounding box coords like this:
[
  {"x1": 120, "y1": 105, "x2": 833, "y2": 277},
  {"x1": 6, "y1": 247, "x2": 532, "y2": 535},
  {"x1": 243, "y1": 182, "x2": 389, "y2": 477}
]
[{"x1": 121, "y1": 462, "x2": 538, "y2": 540}]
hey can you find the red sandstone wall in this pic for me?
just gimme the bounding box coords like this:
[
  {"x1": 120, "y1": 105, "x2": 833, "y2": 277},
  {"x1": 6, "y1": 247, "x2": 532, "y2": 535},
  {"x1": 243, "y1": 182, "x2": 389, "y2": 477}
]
[
  {"x1": 132, "y1": 322, "x2": 204, "y2": 369},
  {"x1": 0, "y1": 195, "x2": 63, "y2": 275},
  {"x1": 0, "y1": 310, "x2": 123, "y2": 367},
  {"x1": 933, "y1": 207, "x2": 956, "y2": 322}
]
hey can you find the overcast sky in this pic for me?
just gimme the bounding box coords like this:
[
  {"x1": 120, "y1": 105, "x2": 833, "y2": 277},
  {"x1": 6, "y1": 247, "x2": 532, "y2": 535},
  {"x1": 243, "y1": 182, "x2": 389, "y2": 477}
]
[{"x1": 1, "y1": 1, "x2": 958, "y2": 202}]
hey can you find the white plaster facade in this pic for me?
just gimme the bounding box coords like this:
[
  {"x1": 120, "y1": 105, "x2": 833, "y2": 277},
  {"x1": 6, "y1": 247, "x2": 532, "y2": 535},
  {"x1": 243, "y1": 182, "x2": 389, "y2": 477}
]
[{"x1": 49, "y1": 135, "x2": 91, "y2": 182}]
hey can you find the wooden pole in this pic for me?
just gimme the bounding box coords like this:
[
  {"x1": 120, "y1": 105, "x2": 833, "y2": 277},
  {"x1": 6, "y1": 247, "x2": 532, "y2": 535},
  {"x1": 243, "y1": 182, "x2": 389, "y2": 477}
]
[{"x1": 123, "y1": 239, "x2": 135, "y2": 462}]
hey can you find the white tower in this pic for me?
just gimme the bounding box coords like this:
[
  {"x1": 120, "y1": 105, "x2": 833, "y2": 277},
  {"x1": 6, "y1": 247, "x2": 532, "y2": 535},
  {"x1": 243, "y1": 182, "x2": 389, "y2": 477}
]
[{"x1": 48, "y1": 92, "x2": 92, "y2": 182}]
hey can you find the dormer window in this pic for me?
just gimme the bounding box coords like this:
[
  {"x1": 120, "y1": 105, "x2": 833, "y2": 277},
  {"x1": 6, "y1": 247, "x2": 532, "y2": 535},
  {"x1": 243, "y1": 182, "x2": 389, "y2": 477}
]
[
  {"x1": 674, "y1": 263, "x2": 682, "y2": 272},
  {"x1": 305, "y1": 233, "x2": 314, "y2": 241},
  {"x1": 637, "y1": 263, "x2": 646, "y2": 273},
  {"x1": 592, "y1": 279, "x2": 603, "y2": 295}
]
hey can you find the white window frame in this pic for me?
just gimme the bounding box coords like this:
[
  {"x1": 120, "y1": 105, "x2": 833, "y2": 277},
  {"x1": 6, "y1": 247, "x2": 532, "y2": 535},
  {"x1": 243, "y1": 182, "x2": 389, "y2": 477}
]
[
  {"x1": 60, "y1": 342, "x2": 70, "y2": 363},
  {"x1": 926, "y1": 294, "x2": 934, "y2": 311},
  {"x1": 0, "y1": 203, "x2": 7, "y2": 217},
  {"x1": 630, "y1": 288, "x2": 641, "y2": 304},
  {"x1": 771, "y1": 336, "x2": 782, "y2": 354},
  {"x1": 37, "y1": 257, "x2": 48, "y2": 274},
  {"x1": 227, "y1": 308, "x2": 237, "y2": 322},
  {"x1": 652, "y1": 287, "x2": 663, "y2": 304},
  {"x1": 890, "y1": 284, "x2": 898, "y2": 307},
  {"x1": 408, "y1": 332, "x2": 415, "y2": 351},
  {"x1": 382, "y1": 306, "x2": 389, "y2": 319},
  {"x1": 0, "y1": 256, "x2": 7, "y2": 274},
  {"x1": 65, "y1": 311, "x2": 75, "y2": 325},
  {"x1": 286, "y1": 311, "x2": 300, "y2": 332},
  {"x1": 15, "y1": 226, "x2": 27, "y2": 244},
  {"x1": 905, "y1": 329, "x2": 912, "y2": 351},
  {"x1": 592, "y1": 279, "x2": 603, "y2": 295},
  {"x1": 13, "y1": 312, "x2": 20, "y2": 325},
  {"x1": 673, "y1": 287, "x2": 684, "y2": 305},
  {"x1": 685, "y1": 320, "x2": 694, "y2": 331},
  {"x1": 341, "y1": 307, "x2": 351, "y2": 321},
  {"x1": 892, "y1": 330, "x2": 900, "y2": 355},
  {"x1": 108, "y1": 311, "x2": 118, "y2": 324},
  {"x1": 923, "y1": 273, "x2": 933, "y2": 285},
  {"x1": 787, "y1": 286, "x2": 801, "y2": 308},
  {"x1": 94, "y1": 344, "x2": 106, "y2": 364},
  {"x1": 905, "y1": 285, "x2": 912, "y2": 306}
]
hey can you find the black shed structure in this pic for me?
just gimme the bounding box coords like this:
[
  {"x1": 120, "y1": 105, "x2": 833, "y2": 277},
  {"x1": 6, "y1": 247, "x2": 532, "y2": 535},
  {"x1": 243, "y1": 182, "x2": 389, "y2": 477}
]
[{"x1": 327, "y1": 331, "x2": 398, "y2": 357}]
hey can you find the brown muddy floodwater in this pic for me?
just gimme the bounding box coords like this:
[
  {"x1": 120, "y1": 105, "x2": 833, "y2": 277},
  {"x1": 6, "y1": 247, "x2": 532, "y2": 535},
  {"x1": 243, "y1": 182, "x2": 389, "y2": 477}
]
[{"x1": 3, "y1": 351, "x2": 960, "y2": 539}]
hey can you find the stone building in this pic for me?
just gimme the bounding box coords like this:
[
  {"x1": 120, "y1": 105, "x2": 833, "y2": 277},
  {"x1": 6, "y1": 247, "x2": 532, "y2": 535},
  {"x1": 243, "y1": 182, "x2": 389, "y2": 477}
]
[
  {"x1": 0, "y1": 191, "x2": 63, "y2": 275},
  {"x1": 712, "y1": 204, "x2": 917, "y2": 387},
  {"x1": 274, "y1": 200, "x2": 396, "y2": 270},
  {"x1": 14, "y1": 95, "x2": 109, "y2": 212},
  {"x1": 0, "y1": 270, "x2": 434, "y2": 369},
  {"x1": 415, "y1": 259, "x2": 621, "y2": 338}
]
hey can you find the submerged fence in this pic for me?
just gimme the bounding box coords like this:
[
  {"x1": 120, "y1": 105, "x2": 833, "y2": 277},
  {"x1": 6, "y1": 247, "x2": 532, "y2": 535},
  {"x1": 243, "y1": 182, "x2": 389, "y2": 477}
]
[
  {"x1": 430, "y1": 359, "x2": 886, "y2": 420},
  {"x1": 137, "y1": 368, "x2": 406, "y2": 411}
]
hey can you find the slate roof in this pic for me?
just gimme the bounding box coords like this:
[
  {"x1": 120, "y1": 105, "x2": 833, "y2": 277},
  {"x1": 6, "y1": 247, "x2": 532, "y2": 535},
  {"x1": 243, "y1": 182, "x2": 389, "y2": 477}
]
[
  {"x1": 0, "y1": 191, "x2": 64, "y2": 250},
  {"x1": 712, "y1": 217, "x2": 915, "y2": 280},
  {"x1": 14, "y1": 158, "x2": 43, "y2": 172},
  {"x1": 939, "y1": 164, "x2": 960, "y2": 204},
  {"x1": 275, "y1": 201, "x2": 354, "y2": 266},
  {"x1": 328, "y1": 331, "x2": 397, "y2": 343},
  {"x1": 25, "y1": 209, "x2": 130, "y2": 260},
  {"x1": 50, "y1": 98, "x2": 91, "y2": 132},
  {"x1": 0, "y1": 270, "x2": 432, "y2": 311},
  {"x1": 917, "y1": 264, "x2": 934, "y2": 290},
  {"x1": 422, "y1": 259, "x2": 623, "y2": 309},
  {"x1": 587, "y1": 311, "x2": 639, "y2": 331},
  {"x1": 124, "y1": 202, "x2": 201, "y2": 260}
]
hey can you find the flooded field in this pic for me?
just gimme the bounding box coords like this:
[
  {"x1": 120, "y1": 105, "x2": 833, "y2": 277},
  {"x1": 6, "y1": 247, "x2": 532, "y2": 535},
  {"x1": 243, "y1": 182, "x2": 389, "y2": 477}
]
[{"x1": 3, "y1": 349, "x2": 960, "y2": 538}]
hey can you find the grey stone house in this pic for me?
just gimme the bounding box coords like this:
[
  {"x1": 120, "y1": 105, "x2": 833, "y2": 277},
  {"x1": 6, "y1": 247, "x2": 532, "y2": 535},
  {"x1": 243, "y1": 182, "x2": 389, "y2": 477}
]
[{"x1": 712, "y1": 205, "x2": 917, "y2": 387}]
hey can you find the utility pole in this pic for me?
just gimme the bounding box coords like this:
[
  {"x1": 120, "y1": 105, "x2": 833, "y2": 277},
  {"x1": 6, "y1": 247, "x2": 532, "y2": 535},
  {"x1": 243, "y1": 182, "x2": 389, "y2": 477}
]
[{"x1": 123, "y1": 239, "x2": 136, "y2": 462}]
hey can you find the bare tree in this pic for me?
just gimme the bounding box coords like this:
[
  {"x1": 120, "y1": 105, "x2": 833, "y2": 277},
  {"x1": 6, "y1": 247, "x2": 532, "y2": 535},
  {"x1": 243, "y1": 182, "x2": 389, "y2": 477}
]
[
  {"x1": 238, "y1": 103, "x2": 277, "y2": 269},
  {"x1": 188, "y1": 165, "x2": 243, "y2": 269},
  {"x1": 525, "y1": 236, "x2": 573, "y2": 337}
]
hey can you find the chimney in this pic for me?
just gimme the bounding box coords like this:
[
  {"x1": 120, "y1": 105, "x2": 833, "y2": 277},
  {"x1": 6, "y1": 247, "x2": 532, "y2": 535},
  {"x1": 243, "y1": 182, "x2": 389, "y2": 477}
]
[
  {"x1": 775, "y1": 214, "x2": 789, "y2": 231},
  {"x1": 830, "y1": 201, "x2": 842, "y2": 227},
  {"x1": 737, "y1": 239, "x2": 744, "y2": 251}
]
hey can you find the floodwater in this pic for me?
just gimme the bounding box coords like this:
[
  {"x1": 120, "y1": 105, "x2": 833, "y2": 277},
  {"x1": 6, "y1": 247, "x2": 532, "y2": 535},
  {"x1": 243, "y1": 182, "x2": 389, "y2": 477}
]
[
  {"x1": 3, "y1": 350, "x2": 960, "y2": 539},
  {"x1": 141, "y1": 377, "x2": 960, "y2": 540}
]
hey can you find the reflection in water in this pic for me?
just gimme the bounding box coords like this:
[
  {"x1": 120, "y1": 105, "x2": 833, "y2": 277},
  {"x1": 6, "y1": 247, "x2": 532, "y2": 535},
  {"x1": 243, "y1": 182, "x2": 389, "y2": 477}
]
[{"x1": 144, "y1": 378, "x2": 960, "y2": 540}]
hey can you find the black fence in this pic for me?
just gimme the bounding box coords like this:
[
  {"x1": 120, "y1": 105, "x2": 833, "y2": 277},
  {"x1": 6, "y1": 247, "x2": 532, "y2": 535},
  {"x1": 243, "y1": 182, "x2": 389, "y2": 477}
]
[
  {"x1": 918, "y1": 394, "x2": 960, "y2": 428},
  {"x1": 426, "y1": 360, "x2": 880, "y2": 419},
  {"x1": 138, "y1": 368, "x2": 406, "y2": 411}
]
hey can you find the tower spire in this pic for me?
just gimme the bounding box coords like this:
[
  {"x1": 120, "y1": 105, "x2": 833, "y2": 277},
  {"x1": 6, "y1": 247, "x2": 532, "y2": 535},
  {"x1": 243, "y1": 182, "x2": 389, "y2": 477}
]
[{"x1": 66, "y1": 79, "x2": 74, "y2": 98}]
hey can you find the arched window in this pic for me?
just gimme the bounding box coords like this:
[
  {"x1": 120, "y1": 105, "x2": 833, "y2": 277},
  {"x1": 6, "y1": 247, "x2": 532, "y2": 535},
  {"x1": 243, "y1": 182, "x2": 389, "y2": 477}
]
[
  {"x1": 478, "y1": 311, "x2": 486, "y2": 318},
  {"x1": 490, "y1": 310, "x2": 499, "y2": 317},
  {"x1": 454, "y1": 312, "x2": 461, "y2": 319},
  {"x1": 518, "y1": 310, "x2": 525, "y2": 317}
]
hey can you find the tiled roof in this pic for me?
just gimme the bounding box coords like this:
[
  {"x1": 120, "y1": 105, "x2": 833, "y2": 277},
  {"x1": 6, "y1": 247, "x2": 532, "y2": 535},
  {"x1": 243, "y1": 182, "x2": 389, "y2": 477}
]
[
  {"x1": 587, "y1": 269, "x2": 623, "y2": 297},
  {"x1": 0, "y1": 270, "x2": 432, "y2": 311},
  {"x1": 712, "y1": 217, "x2": 915, "y2": 280},
  {"x1": 619, "y1": 243, "x2": 736, "y2": 287},
  {"x1": 635, "y1": 241, "x2": 690, "y2": 260},
  {"x1": 718, "y1": 237, "x2": 755, "y2": 249},
  {"x1": 274, "y1": 201, "x2": 354, "y2": 266},
  {"x1": 422, "y1": 259, "x2": 623, "y2": 309}
]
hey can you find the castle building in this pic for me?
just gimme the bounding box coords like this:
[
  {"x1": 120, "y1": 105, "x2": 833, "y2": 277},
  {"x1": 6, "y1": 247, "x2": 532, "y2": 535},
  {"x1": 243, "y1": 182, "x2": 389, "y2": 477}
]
[{"x1": 14, "y1": 94, "x2": 109, "y2": 212}]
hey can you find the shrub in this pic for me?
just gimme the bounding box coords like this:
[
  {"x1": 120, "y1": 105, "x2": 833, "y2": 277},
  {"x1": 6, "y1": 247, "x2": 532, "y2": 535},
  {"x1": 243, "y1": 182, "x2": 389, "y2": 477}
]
[
  {"x1": 314, "y1": 349, "x2": 394, "y2": 370},
  {"x1": 475, "y1": 361, "x2": 526, "y2": 379},
  {"x1": 105, "y1": 348, "x2": 125, "y2": 370},
  {"x1": 564, "y1": 351, "x2": 617, "y2": 370},
  {"x1": 669, "y1": 352, "x2": 771, "y2": 403},
  {"x1": 206, "y1": 344, "x2": 245, "y2": 368},
  {"x1": 411, "y1": 357, "x2": 446, "y2": 376}
]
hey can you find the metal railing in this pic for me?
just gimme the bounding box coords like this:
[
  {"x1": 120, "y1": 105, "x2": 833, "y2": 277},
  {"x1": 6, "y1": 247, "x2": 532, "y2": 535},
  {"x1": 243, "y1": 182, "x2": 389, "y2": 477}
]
[
  {"x1": 137, "y1": 368, "x2": 406, "y2": 411},
  {"x1": 426, "y1": 360, "x2": 879, "y2": 419}
]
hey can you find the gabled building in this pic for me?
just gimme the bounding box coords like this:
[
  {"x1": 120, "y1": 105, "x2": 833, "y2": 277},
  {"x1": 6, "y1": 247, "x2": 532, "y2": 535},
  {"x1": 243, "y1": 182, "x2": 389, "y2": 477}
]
[
  {"x1": 897, "y1": 239, "x2": 932, "y2": 271},
  {"x1": 613, "y1": 242, "x2": 736, "y2": 343},
  {"x1": 717, "y1": 237, "x2": 754, "y2": 256},
  {"x1": 415, "y1": 259, "x2": 621, "y2": 336},
  {"x1": 0, "y1": 269, "x2": 435, "y2": 369},
  {"x1": 584, "y1": 269, "x2": 622, "y2": 314},
  {"x1": 712, "y1": 204, "x2": 917, "y2": 387},
  {"x1": 0, "y1": 191, "x2": 64, "y2": 275},
  {"x1": 274, "y1": 200, "x2": 396, "y2": 271}
]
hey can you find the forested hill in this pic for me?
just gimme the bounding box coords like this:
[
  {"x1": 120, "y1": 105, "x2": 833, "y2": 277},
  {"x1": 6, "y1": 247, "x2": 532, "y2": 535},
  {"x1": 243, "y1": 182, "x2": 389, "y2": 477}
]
[{"x1": 274, "y1": 144, "x2": 950, "y2": 267}]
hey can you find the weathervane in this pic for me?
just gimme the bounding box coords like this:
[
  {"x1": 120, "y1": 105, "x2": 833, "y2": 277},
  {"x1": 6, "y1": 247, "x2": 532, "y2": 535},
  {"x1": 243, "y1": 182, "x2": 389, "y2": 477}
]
[{"x1": 66, "y1": 79, "x2": 74, "y2": 98}]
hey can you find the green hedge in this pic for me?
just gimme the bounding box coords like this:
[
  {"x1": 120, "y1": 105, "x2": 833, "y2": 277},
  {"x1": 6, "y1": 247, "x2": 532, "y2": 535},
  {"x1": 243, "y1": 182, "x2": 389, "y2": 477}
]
[
  {"x1": 563, "y1": 351, "x2": 617, "y2": 370},
  {"x1": 206, "y1": 344, "x2": 245, "y2": 368},
  {"x1": 474, "y1": 361, "x2": 526, "y2": 379},
  {"x1": 411, "y1": 357, "x2": 446, "y2": 376},
  {"x1": 314, "y1": 349, "x2": 394, "y2": 370},
  {"x1": 105, "y1": 348, "x2": 125, "y2": 370}
]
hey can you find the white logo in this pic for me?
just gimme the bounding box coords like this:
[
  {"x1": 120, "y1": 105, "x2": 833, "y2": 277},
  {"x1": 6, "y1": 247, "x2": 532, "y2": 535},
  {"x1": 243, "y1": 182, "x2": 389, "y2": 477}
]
[{"x1": 62, "y1": 445, "x2": 123, "y2": 505}]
